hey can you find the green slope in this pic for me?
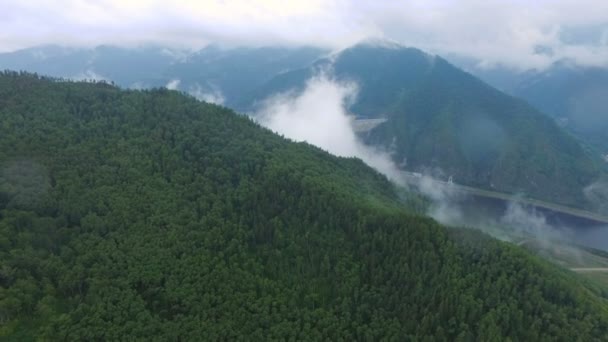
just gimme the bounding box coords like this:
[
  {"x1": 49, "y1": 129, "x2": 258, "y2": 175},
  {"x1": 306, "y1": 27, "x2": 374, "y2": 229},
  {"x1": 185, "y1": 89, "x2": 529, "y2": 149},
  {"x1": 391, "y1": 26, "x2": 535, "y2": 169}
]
[
  {"x1": 0, "y1": 72, "x2": 607, "y2": 340},
  {"x1": 243, "y1": 43, "x2": 604, "y2": 210}
]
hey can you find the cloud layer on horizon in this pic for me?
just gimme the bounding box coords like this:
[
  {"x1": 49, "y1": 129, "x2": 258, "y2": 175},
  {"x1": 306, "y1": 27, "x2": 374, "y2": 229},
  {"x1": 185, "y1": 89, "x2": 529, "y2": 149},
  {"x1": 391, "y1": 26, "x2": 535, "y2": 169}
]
[{"x1": 2, "y1": 0, "x2": 608, "y2": 70}]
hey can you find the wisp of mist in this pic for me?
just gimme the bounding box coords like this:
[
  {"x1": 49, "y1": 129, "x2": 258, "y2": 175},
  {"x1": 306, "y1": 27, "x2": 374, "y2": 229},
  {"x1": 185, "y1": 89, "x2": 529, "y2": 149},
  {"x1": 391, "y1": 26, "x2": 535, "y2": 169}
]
[{"x1": 256, "y1": 73, "x2": 404, "y2": 184}]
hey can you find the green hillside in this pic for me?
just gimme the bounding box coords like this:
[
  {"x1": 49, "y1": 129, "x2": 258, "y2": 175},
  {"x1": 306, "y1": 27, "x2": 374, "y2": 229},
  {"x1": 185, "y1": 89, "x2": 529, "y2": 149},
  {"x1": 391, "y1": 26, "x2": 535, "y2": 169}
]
[
  {"x1": 1, "y1": 72, "x2": 607, "y2": 340},
  {"x1": 244, "y1": 43, "x2": 604, "y2": 209}
]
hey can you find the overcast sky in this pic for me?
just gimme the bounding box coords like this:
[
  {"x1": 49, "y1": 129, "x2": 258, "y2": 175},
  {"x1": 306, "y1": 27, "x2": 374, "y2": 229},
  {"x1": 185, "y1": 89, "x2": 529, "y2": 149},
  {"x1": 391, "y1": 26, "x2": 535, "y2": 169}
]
[{"x1": 2, "y1": 0, "x2": 608, "y2": 70}]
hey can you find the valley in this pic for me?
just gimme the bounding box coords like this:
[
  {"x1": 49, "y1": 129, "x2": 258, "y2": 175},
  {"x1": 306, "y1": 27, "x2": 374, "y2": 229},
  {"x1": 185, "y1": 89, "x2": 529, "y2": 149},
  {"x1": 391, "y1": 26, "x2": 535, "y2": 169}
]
[
  {"x1": 399, "y1": 170, "x2": 608, "y2": 287},
  {"x1": 401, "y1": 170, "x2": 608, "y2": 227}
]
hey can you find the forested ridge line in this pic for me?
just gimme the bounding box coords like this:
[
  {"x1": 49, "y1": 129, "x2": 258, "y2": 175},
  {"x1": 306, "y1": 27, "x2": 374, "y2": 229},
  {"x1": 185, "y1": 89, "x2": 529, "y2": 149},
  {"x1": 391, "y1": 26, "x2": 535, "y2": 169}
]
[{"x1": 0, "y1": 71, "x2": 607, "y2": 340}]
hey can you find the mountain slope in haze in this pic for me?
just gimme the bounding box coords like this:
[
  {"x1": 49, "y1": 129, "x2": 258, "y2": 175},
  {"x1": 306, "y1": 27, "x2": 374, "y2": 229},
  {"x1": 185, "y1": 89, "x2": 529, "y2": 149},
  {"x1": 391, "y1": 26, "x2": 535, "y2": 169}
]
[
  {"x1": 0, "y1": 44, "x2": 326, "y2": 107},
  {"x1": 453, "y1": 59, "x2": 608, "y2": 154},
  {"x1": 1, "y1": 72, "x2": 608, "y2": 340},
  {"x1": 243, "y1": 43, "x2": 603, "y2": 209},
  {"x1": 167, "y1": 45, "x2": 326, "y2": 107},
  {"x1": 0, "y1": 45, "x2": 178, "y2": 86},
  {"x1": 511, "y1": 63, "x2": 608, "y2": 152}
]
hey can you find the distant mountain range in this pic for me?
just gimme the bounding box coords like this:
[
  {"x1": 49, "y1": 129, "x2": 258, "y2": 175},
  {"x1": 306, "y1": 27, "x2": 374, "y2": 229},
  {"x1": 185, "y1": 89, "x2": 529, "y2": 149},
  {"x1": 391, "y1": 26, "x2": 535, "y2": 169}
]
[
  {"x1": 1, "y1": 43, "x2": 605, "y2": 210},
  {"x1": 0, "y1": 44, "x2": 327, "y2": 107}
]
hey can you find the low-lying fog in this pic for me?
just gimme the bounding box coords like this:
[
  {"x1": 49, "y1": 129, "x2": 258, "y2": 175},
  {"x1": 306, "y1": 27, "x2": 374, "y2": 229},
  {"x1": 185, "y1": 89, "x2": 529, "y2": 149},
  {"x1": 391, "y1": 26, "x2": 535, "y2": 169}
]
[{"x1": 419, "y1": 177, "x2": 608, "y2": 252}]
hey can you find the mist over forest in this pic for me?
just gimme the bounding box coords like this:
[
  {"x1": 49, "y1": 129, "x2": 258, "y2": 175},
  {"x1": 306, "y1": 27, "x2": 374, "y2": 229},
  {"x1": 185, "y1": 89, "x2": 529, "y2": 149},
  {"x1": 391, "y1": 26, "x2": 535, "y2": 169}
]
[{"x1": 1, "y1": 1, "x2": 608, "y2": 340}]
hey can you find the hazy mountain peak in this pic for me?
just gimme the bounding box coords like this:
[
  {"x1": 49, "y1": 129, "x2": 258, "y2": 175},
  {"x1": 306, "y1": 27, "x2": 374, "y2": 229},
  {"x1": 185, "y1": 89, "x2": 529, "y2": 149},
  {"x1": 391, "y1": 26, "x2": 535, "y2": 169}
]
[
  {"x1": 342, "y1": 38, "x2": 428, "y2": 55},
  {"x1": 353, "y1": 37, "x2": 404, "y2": 49},
  {"x1": 333, "y1": 41, "x2": 436, "y2": 73}
]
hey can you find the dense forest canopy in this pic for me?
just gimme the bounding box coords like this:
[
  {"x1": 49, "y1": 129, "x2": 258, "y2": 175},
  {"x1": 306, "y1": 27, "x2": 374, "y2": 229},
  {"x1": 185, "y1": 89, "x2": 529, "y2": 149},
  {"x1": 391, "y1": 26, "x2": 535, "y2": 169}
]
[{"x1": 0, "y1": 71, "x2": 607, "y2": 340}]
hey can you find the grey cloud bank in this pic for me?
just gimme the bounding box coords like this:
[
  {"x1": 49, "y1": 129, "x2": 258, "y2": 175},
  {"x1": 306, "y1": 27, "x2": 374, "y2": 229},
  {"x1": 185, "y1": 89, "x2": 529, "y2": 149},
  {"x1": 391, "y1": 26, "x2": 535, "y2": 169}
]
[{"x1": 2, "y1": 1, "x2": 608, "y2": 70}]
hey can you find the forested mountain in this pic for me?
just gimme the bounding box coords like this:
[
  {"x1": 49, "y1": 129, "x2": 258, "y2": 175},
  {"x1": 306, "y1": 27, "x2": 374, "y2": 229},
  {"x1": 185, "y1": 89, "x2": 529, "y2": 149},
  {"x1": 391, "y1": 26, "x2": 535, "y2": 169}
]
[
  {"x1": 3, "y1": 43, "x2": 602, "y2": 210},
  {"x1": 0, "y1": 44, "x2": 326, "y2": 106},
  {"x1": 241, "y1": 43, "x2": 604, "y2": 209},
  {"x1": 1, "y1": 72, "x2": 608, "y2": 340}
]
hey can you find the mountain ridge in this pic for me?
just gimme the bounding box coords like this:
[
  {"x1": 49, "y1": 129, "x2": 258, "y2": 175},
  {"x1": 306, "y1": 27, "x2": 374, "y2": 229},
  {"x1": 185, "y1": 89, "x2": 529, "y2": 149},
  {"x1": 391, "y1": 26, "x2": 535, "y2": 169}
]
[
  {"x1": 241, "y1": 43, "x2": 604, "y2": 209},
  {"x1": 1, "y1": 71, "x2": 608, "y2": 340},
  {"x1": 1, "y1": 42, "x2": 604, "y2": 210}
]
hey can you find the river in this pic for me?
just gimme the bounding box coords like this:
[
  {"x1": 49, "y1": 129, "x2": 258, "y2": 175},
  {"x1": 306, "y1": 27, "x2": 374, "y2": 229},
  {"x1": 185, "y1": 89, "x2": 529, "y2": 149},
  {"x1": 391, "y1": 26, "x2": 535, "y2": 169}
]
[{"x1": 402, "y1": 172, "x2": 608, "y2": 252}]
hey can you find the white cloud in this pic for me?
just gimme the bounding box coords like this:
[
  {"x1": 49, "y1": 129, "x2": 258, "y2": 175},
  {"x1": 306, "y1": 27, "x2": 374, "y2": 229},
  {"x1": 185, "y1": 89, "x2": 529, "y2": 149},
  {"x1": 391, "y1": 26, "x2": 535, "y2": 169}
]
[
  {"x1": 72, "y1": 69, "x2": 107, "y2": 82},
  {"x1": 257, "y1": 74, "x2": 403, "y2": 183},
  {"x1": 166, "y1": 79, "x2": 180, "y2": 90},
  {"x1": 2, "y1": 1, "x2": 608, "y2": 70},
  {"x1": 188, "y1": 83, "x2": 225, "y2": 105},
  {"x1": 584, "y1": 181, "x2": 608, "y2": 214},
  {"x1": 129, "y1": 81, "x2": 147, "y2": 90}
]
